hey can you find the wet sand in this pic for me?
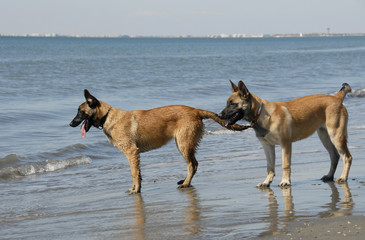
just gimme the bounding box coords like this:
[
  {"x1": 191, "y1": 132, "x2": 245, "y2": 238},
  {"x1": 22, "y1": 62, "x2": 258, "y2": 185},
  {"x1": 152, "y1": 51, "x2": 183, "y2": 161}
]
[
  {"x1": 261, "y1": 215, "x2": 365, "y2": 240},
  {"x1": 258, "y1": 215, "x2": 365, "y2": 240}
]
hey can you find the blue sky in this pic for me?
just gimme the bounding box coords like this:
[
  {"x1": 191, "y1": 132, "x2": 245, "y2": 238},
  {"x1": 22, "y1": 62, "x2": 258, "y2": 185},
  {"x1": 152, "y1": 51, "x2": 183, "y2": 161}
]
[{"x1": 1, "y1": 0, "x2": 364, "y2": 36}]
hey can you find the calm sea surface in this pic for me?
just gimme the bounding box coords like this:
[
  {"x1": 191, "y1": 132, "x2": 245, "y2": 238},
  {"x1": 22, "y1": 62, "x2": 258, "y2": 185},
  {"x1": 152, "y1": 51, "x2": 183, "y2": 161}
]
[{"x1": 1, "y1": 37, "x2": 365, "y2": 239}]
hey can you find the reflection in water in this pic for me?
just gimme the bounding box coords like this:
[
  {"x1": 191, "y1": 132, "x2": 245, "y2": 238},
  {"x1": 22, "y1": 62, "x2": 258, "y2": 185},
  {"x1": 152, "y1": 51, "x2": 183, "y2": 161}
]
[
  {"x1": 132, "y1": 194, "x2": 146, "y2": 240},
  {"x1": 179, "y1": 187, "x2": 201, "y2": 236},
  {"x1": 258, "y1": 187, "x2": 294, "y2": 237},
  {"x1": 126, "y1": 187, "x2": 201, "y2": 239},
  {"x1": 258, "y1": 183, "x2": 353, "y2": 237},
  {"x1": 319, "y1": 182, "x2": 353, "y2": 218}
]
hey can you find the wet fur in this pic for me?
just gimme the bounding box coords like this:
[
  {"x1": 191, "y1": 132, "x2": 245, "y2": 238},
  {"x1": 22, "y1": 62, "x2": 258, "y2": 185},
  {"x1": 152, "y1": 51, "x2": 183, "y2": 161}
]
[
  {"x1": 70, "y1": 90, "x2": 246, "y2": 194},
  {"x1": 220, "y1": 81, "x2": 352, "y2": 188}
]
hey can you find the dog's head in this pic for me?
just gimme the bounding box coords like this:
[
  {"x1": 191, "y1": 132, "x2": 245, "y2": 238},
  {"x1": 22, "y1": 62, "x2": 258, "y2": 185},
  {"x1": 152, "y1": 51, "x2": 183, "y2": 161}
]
[
  {"x1": 69, "y1": 89, "x2": 103, "y2": 138},
  {"x1": 219, "y1": 80, "x2": 251, "y2": 127}
]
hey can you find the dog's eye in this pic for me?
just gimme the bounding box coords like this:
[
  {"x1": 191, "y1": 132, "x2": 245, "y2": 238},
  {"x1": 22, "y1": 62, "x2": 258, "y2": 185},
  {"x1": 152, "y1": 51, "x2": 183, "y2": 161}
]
[{"x1": 228, "y1": 100, "x2": 237, "y2": 107}]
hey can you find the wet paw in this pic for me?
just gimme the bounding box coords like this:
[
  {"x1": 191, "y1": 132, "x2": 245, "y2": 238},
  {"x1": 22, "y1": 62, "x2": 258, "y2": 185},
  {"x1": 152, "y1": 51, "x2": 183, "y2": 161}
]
[
  {"x1": 321, "y1": 175, "x2": 334, "y2": 182},
  {"x1": 177, "y1": 184, "x2": 191, "y2": 189},
  {"x1": 256, "y1": 182, "x2": 271, "y2": 188},
  {"x1": 336, "y1": 177, "x2": 347, "y2": 184},
  {"x1": 279, "y1": 181, "x2": 291, "y2": 188},
  {"x1": 126, "y1": 187, "x2": 141, "y2": 195}
]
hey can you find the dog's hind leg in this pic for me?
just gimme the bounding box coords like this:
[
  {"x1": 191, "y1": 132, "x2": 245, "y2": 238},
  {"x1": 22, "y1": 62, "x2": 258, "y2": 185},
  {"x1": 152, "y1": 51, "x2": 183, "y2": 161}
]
[
  {"x1": 317, "y1": 126, "x2": 340, "y2": 182},
  {"x1": 326, "y1": 108, "x2": 352, "y2": 183},
  {"x1": 331, "y1": 134, "x2": 352, "y2": 183},
  {"x1": 257, "y1": 140, "x2": 276, "y2": 188},
  {"x1": 328, "y1": 132, "x2": 352, "y2": 183},
  {"x1": 175, "y1": 125, "x2": 202, "y2": 188},
  {"x1": 177, "y1": 150, "x2": 198, "y2": 188}
]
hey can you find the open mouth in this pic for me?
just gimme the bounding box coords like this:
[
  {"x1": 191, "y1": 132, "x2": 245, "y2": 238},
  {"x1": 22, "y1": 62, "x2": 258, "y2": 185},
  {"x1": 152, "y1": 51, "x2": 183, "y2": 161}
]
[
  {"x1": 224, "y1": 111, "x2": 244, "y2": 127},
  {"x1": 80, "y1": 119, "x2": 91, "y2": 138}
]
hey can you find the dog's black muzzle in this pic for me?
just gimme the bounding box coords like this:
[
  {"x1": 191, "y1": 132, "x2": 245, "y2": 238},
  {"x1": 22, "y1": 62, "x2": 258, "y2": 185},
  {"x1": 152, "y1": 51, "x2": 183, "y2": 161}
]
[
  {"x1": 218, "y1": 107, "x2": 244, "y2": 127},
  {"x1": 70, "y1": 110, "x2": 92, "y2": 132},
  {"x1": 69, "y1": 109, "x2": 88, "y2": 128}
]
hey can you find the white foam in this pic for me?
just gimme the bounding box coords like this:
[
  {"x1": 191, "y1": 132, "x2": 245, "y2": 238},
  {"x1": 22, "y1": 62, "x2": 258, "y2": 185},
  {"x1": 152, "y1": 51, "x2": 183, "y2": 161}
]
[
  {"x1": 204, "y1": 128, "x2": 249, "y2": 135},
  {"x1": 350, "y1": 88, "x2": 365, "y2": 98},
  {"x1": 0, "y1": 156, "x2": 92, "y2": 180}
]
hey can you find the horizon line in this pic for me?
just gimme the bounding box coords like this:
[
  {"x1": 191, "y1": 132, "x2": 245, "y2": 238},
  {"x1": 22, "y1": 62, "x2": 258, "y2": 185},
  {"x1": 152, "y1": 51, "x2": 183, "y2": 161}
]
[{"x1": 1, "y1": 32, "x2": 365, "y2": 39}]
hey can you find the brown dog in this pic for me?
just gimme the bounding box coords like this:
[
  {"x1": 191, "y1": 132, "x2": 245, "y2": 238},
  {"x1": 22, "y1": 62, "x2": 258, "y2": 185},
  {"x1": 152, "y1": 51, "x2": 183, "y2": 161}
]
[
  {"x1": 219, "y1": 81, "x2": 352, "y2": 188},
  {"x1": 70, "y1": 89, "x2": 246, "y2": 194}
]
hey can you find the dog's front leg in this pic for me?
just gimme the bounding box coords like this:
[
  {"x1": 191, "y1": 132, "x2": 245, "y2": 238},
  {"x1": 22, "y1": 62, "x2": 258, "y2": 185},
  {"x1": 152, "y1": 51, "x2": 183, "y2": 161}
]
[
  {"x1": 257, "y1": 141, "x2": 275, "y2": 188},
  {"x1": 279, "y1": 143, "x2": 292, "y2": 187},
  {"x1": 124, "y1": 147, "x2": 142, "y2": 194}
]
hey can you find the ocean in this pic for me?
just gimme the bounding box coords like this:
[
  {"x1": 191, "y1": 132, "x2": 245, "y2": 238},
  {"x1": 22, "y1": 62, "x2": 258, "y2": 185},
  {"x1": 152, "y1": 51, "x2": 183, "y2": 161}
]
[{"x1": 1, "y1": 36, "x2": 365, "y2": 239}]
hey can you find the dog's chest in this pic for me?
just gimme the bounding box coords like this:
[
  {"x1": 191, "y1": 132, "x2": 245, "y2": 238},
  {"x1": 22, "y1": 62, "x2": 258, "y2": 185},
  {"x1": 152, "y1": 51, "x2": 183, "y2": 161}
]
[
  {"x1": 104, "y1": 131, "x2": 114, "y2": 144},
  {"x1": 256, "y1": 127, "x2": 281, "y2": 145}
]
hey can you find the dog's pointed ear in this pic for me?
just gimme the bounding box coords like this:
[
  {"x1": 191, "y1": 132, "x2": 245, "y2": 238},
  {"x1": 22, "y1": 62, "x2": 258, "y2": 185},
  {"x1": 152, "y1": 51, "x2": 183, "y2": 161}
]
[
  {"x1": 230, "y1": 80, "x2": 239, "y2": 92},
  {"x1": 238, "y1": 81, "x2": 250, "y2": 98},
  {"x1": 84, "y1": 89, "x2": 100, "y2": 109}
]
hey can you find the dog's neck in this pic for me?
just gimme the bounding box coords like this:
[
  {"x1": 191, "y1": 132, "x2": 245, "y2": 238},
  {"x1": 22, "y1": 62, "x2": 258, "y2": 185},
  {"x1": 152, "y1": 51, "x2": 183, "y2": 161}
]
[
  {"x1": 250, "y1": 104, "x2": 263, "y2": 127},
  {"x1": 97, "y1": 102, "x2": 112, "y2": 129},
  {"x1": 248, "y1": 93, "x2": 263, "y2": 123},
  {"x1": 100, "y1": 107, "x2": 112, "y2": 128},
  {"x1": 249, "y1": 94, "x2": 268, "y2": 137}
]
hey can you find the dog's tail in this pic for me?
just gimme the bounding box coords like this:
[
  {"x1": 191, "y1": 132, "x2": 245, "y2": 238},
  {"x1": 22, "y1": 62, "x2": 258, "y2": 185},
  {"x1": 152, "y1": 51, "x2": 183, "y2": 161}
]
[
  {"x1": 198, "y1": 110, "x2": 249, "y2": 131},
  {"x1": 335, "y1": 83, "x2": 352, "y2": 102}
]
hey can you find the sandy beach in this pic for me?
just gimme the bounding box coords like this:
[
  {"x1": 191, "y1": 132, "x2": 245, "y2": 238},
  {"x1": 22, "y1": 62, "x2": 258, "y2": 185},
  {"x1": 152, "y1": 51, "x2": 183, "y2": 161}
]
[{"x1": 261, "y1": 215, "x2": 365, "y2": 240}]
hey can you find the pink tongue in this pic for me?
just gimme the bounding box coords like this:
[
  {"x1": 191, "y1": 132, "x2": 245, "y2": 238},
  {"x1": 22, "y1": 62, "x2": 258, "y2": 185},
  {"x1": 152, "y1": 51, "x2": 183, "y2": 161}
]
[
  {"x1": 81, "y1": 122, "x2": 86, "y2": 138},
  {"x1": 224, "y1": 120, "x2": 230, "y2": 127}
]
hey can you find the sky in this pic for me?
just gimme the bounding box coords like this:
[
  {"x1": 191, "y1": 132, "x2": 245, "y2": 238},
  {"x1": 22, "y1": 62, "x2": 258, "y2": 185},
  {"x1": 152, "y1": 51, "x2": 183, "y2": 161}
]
[{"x1": 1, "y1": 0, "x2": 364, "y2": 36}]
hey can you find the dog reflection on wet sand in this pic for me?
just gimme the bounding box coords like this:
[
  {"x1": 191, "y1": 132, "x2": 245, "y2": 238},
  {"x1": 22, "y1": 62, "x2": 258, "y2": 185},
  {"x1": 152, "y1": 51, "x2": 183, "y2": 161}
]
[{"x1": 257, "y1": 183, "x2": 353, "y2": 237}]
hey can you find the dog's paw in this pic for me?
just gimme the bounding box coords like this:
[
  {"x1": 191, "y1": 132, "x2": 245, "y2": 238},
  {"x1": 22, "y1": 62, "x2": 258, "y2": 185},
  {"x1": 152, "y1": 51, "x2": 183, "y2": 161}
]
[
  {"x1": 335, "y1": 177, "x2": 347, "y2": 184},
  {"x1": 279, "y1": 180, "x2": 291, "y2": 188},
  {"x1": 177, "y1": 179, "x2": 185, "y2": 185},
  {"x1": 126, "y1": 188, "x2": 141, "y2": 195},
  {"x1": 321, "y1": 175, "x2": 334, "y2": 182},
  {"x1": 177, "y1": 184, "x2": 192, "y2": 189},
  {"x1": 256, "y1": 182, "x2": 270, "y2": 188}
]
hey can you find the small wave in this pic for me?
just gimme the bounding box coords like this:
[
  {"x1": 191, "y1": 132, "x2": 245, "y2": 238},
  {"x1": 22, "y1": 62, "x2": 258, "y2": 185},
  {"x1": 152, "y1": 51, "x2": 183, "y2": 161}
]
[
  {"x1": 0, "y1": 156, "x2": 92, "y2": 180},
  {"x1": 350, "y1": 125, "x2": 365, "y2": 130},
  {"x1": 204, "y1": 128, "x2": 248, "y2": 135},
  {"x1": 349, "y1": 88, "x2": 365, "y2": 98},
  {"x1": 0, "y1": 154, "x2": 21, "y2": 169},
  {"x1": 37, "y1": 143, "x2": 89, "y2": 159}
]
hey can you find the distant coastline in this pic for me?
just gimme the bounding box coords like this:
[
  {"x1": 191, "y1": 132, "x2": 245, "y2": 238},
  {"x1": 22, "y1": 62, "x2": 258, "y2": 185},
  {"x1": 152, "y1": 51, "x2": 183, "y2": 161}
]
[{"x1": 1, "y1": 32, "x2": 365, "y2": 38}]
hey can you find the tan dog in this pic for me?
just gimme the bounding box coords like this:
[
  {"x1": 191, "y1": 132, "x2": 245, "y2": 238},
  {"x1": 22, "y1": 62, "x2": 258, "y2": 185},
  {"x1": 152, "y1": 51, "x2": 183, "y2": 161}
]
[
  {"x1": 219, "y1": 81, "x2": 352, "y2": 188},
  {"x1": 70, "y1": 89, "x2": 246, "y2": 194}
]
